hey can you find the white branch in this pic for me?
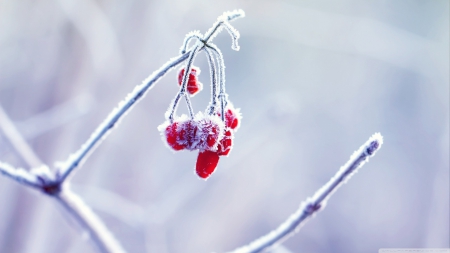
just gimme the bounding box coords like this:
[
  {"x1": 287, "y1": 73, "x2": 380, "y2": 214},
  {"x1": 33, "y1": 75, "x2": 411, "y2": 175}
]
[
  {"x1": 229, "y1": 133, "x2": 384, "y2": 253},
  {"x1": 56, "y1": 52, "x2": 189, "y2": 182},
  {"x1": 57, "y1": 9, "x2": 245, "y2": 183},
  {"x1": 0, "y1": 10, "x2": 246, "y2": 253}
]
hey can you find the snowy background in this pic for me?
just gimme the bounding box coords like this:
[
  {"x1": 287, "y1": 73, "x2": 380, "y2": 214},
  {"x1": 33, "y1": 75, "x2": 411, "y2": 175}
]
[{"x1": 0, "y1": 0, "x2": 448, "y2": 252}]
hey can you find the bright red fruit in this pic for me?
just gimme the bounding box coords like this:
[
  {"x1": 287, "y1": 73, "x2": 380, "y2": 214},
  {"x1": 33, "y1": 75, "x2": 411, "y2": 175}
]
[
  {"x1": 164, "y1": 122, "x2": 185, "y2": 151},
  {"x1": 217, "y1": 104, "x2": 241, "y2": 130},
  {"x1": 196, "y1": 150, "x2": 220, "y2": 179},
  {"x1": 178, "y1": 67, "x2": 203, "y2": 95},
  {"x1": 217, "y1": 129, "x2": 233, "y2": 156},
  {"x1": 225, "y1": 108, "x2": 240, "y2": 130},
  {"x1": 196, "y1": 116, "x2": 223, "y2": 151},
  {"x1": 178, "y1": 120, "x2": 198, "y2": 150}
]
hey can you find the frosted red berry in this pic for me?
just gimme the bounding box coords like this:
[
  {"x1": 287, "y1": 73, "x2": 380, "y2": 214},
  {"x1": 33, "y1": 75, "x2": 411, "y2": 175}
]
[
  {"x1": 217, "y1": 104, "x2": 241, "y2": 130},
  {"x1": 217, "y1": 129, "x2": 233, "y2": 156},
  {"x1": 196, "y1": 150, "x2": 220, "y2": 179},
  {"x1": 225, "y1": 108, "x2": 240, "y2": 130},
  {"x1": 164, "y1": 122, "x2": 185, "y2": 151},
  {"x1": 196, "y1": 115, "x2": 223, "y2": 151},
  {"x1": 178, "y1": 119, "x2": 198, "y2": 150},
  {"x1": 178, "y1": 67, "x2": 203, "y2": 96}
]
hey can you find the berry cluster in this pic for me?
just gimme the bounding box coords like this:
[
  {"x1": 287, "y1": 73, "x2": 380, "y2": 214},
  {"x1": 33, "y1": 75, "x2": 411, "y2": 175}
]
[
  {"x1": 160, "y1": 16, "x2": 243, "y2": 179},
  {"x1": 159, "y1": 101, "x2": 241, "y2": 179},
  {"x1": 196, "y1": 103, "x2": 241, "y2": 178}
]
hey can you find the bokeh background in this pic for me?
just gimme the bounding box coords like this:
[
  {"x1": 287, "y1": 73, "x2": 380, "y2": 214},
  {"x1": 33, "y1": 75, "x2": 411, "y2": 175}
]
[{"x1": 0, "y1": 0, "x2": 448, "y2": 252}]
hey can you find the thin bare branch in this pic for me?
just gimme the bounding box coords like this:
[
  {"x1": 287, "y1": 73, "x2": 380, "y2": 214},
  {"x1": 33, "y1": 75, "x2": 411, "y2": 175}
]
[
  {"x1": 57, "y1": 52, "x2": 189, "y2": 182},
  {"x1": 229, "y1": 133, "x2": 383, "y2": 253},
  {"x1": 204, "y1": 47, "x2": 219, "y2": 115},
  {"x1": 0, "y1": 162, "x2": 42, "y2": 188}
]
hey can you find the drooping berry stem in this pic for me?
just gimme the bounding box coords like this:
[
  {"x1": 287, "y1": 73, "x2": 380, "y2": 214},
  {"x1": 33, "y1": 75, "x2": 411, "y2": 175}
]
[
  {"x1": 204, "y1": 48, "x2": 219, "y2": 115},
  {"x1": 167, "y1": 10, "x2": 244, "y2": 123},
  {"x1": 168, "y1": 45, "x2": 200, "y2": 122},
  {"x1": 205, "y1": 44, "x2": 228, "y2": 121}
]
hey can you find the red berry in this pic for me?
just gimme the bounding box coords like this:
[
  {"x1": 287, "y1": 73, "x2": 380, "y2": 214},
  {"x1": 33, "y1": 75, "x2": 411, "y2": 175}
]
[
  {"x1": 217, "y1": 129, "x2": 233, "y2": 156},
  {"x1": 196, "y1": 150, "x2": 220, "y2": 179},
  {"x1": 217, "y1": 104, "x2": 241, "y2": 130},
  {"x1": 178, "y1": 119, "x2": 198, "y2": 150},
  {"x1": 164, "y1": 122, "x2": 185, "y2": 151},
  {"x1": 195, "y1": 114, "x2": 224, "y2": 151},
  {"x1": 178, "y1": 67, "x2": 202, "y2": 96},
  {"x1": 225, "y1": 107, "x2": 241, "y2": 130}
]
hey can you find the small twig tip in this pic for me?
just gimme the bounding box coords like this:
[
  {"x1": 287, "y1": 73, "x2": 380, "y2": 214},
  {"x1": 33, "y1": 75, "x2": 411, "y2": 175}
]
[
  {"x1": 221, "y1": 9, "x2": 245, "y2": 21},
  {"x1": 366, "y1": 132, "x2": 383, "y2": 156}
]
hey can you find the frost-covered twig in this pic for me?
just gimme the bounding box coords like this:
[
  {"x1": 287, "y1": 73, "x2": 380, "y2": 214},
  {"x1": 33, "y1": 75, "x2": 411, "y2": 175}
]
[
  {"x1": 168, "y1": 45, "x2": 201, "y2": 121},
  {"x1": 205, "y1": 43, "x2": 227, "y2": 120},
  {"x1": 0, "y1": 104, "x2": 126, "y2": 252},
  {"x1": 56, "y1": 52, "x2": 189, "y2": 182},
  {"x1": 58, "y1": 9, "x2": 245, "y2": 182},
  {"x1": 229, "y1": 133, "x2": 384, "y2": 253},
  {"x1": 204, "y1": 47, "x2": 219, "y2": 115},
  {"x1": 1, "y1": 10, "x2": 245, "y2": 253},
  {"x1": 0, "y1": 162, "x2": 42, "y2": 189},
  {"x1": 167, "y1": 10, "x2": 244, "y2": 122}
]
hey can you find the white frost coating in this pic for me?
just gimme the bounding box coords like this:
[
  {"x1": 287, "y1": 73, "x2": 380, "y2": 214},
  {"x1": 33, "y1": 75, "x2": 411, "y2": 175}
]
[
  {"x1": 0, "y1": 161, "x2": 42, "y2": 188},
  {"x1": 180, "y1": 30, "x2": 203, "y2": 54},
  {"x1": 228, "y1": 133, "x2": 383, "y2": 253},
  {"x1": 204, "y1": 10, "x2": 244, "y2": 49},
  {"x1": 30, "y1": 165, "x2": 54, "y2": 179},
  {"x1": 158, "y1": 112, "x2": 225, "y2": 152},
  {"x1": 195, "y1": 112, "x2": 225, "y2": 151},
  {"x1": 222, "y1": 22, "x2": 241, "y2": 51},
  {"x1": 222, "y1": 101, "x2": 242, "y2": 130}
]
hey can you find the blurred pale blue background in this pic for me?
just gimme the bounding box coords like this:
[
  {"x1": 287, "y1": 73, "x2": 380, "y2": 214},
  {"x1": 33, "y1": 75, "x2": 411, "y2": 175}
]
[{"x1": 0, "y1": 0, "x2": 448, "y2": 252}]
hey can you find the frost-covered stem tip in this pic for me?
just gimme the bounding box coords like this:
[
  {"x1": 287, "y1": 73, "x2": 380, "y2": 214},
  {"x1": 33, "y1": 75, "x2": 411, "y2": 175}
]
[
  {"x1": 57, "y1": 51, "x2": 190, "y2": 182},
  {"x1": 204, "y1": 10, "x2": 245, "y2": 48},
  {"x1": 229, "y1": 133, "x2": 383, "y2": 253}
]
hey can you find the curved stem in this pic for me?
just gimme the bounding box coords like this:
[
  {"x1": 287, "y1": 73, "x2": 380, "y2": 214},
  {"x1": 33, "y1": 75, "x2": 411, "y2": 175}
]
[
  {"x1": 206, "y1": 44, "x2": 227, "y2": 120},
  {"x1": 180, "y1": 31, "x2": 203, "y2": 54},
  {"x1": 204, "y1": 48, "x2": 218, "y2": 115},
  {"x1": 168, "y1": 45, "x2": 200, "y2": 121},
  {"x1": 203, "y1": 10, "x2": 245, "y2": 45}
]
